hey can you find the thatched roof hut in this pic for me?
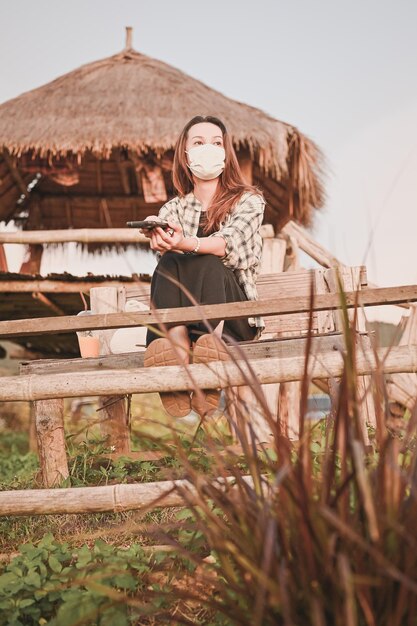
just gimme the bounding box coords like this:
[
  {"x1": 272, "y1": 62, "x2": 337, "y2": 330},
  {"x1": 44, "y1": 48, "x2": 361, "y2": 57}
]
[{"x1": 0, "y1": 29, "x2": 324, "y2": 245}]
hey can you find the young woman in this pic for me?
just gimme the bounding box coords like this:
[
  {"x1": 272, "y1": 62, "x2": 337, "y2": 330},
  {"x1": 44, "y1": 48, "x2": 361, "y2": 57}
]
[{"x1": 142, "y1": 115, "x2": 265, "y2": 418}]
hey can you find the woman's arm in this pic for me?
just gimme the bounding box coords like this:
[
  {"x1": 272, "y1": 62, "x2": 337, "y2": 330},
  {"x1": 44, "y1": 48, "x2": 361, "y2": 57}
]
[
  {"x1": 144, "y1": 193, "x2": 264, "y2": 261},
  {"x1": 211, "y1": 193, "x2": 265, "y2": 270},
  {"x1": 148, "y1": 222, "x2": 226, "y2": 256}
]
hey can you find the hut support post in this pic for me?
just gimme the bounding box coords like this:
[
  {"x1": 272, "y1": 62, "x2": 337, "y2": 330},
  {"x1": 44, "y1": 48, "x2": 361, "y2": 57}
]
[
  {"x1": 90, "y1": 287, "x2": 131, "y2": 453},
  {"x1": 239, "y1": 156, "x2": 253, "y2": 186},
  {"x1": 34, "y1": 399, "x2": 69, "y2": 487},
  {"x1": 0, "y1": 244, "x2": 8, "y2": 271},
  {"x1": 19, "y1": 244, "x2": 43, "y2": 274}
]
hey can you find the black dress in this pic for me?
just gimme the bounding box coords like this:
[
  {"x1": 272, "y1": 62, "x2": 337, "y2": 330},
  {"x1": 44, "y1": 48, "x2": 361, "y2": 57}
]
[{"x1": 146, "y1": 214, "x2": 257, "y2": 346}]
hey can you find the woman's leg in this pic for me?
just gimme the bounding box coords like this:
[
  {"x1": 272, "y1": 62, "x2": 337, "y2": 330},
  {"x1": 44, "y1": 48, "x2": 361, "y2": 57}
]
[{"x1": 167, "y1": 325, "x2": 191, "y2": 364}]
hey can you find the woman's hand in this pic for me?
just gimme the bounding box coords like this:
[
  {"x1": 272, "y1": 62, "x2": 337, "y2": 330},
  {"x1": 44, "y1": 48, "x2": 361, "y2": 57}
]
[
  {"x1": 149, "y1": 221, "x2": 184, "y2": 252},
  {"x1": 139, "y1": 215, "x2": 160, "y2": 238}
]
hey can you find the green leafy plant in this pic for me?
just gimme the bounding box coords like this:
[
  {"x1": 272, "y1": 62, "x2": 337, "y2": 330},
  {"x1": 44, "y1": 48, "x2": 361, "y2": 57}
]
[{"x1": 0, "y1": 534, "x2": 163, "y2": 626}]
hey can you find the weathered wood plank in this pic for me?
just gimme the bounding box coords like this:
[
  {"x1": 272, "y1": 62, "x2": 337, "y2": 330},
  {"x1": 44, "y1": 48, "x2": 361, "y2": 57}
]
[
  {"x1": 3, "y1": 346, "x2": 417, "y2": 402},
  {"x1": 20, "y1": 334, "x2": 345, "y2": 375},
  {"x1": 2, "y1": 286, "x2": 417, "y2": 339}
]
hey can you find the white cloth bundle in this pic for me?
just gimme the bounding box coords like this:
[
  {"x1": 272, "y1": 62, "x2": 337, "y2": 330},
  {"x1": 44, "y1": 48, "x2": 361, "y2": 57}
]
[{"x1": 109, "y1": 299, "x2": 149, "y2": 353}]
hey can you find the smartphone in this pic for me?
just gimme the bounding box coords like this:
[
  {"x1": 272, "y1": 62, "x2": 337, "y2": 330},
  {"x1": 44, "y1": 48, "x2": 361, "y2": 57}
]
[{"x1": 126, "y1": 220, "x2": 170, "y2": 230}]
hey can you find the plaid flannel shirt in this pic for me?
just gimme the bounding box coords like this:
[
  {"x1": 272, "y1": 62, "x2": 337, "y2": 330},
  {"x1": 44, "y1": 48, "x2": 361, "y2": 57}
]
[{"x1": 158, "y1": 191, "x2": 265, "y2": 331}]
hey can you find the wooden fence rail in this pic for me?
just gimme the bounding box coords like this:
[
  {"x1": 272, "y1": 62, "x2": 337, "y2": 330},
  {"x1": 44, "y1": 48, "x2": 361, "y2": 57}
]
[
  {"x1": 0, "y1": 228, "x2": 148, "y2": 245},
  {"x1": 0, "y1": 225, "x2": 274, "y2": 245},
  {"x1": 0, "y1": 475, "x2": 258, "y2": 516},
  {"x1": 1, "y1": 285, "x2": 417, "y2": 339},
  {"x1": 2, "y1": 346, "x2": 417, "y2": 402}
]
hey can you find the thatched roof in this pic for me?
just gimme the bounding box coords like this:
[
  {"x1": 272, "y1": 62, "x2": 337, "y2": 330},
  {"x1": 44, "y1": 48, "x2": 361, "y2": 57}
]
[{"x1": 0, "y1": 31, "x2": 324, "y2": 232}]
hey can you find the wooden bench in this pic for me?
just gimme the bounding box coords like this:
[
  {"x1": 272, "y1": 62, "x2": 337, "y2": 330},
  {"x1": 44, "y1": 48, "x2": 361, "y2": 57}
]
[{"x1": 17, "y1": 264, "x2": 380, "y2": 486}]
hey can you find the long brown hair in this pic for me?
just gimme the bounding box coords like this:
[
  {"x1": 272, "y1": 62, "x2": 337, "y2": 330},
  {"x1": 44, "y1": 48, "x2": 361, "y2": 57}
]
[{"x1": 172, "y1": 115, "x2": 262, "y2": 233}]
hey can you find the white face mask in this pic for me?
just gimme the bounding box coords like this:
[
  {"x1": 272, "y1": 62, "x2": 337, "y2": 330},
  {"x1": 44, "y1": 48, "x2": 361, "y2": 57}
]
[{"x1": 186, "y1": 143, "x2": 226, "y2": 181}]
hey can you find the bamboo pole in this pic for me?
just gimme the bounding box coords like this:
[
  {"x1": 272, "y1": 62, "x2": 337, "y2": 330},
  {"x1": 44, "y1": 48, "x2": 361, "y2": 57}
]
[
  {"x1": 0, "y1": 225, "x2": 273, "y2": 245},
  {"x1": 2, "y1": 346, "x2": 417, "y2": 402},
  {"x1": 0, "y1": 475, "x2": 257, "y2": 516},
  {"x1": 0, "y1": 229, "x2": 149, "y2": 245},
  {"x1": 1, "y1": 285, "x2": 417, "y2": 339}
]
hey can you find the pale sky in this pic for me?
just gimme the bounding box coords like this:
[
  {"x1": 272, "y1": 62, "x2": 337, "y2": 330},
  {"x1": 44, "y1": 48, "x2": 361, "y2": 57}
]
[{"x1": 1, "y1": 0, "x2": 417, "y2": 322}]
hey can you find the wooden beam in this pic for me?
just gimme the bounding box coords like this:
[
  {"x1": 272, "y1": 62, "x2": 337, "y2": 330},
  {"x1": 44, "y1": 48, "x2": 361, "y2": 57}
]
[
  {"x1": 19, "y1": 244, "x2": 43, "y2": 274},
  {"x1": 1, "y1": 285, "x2": 417, "y2": 339},
  {"x1": 116, "y1": 155, "x2": 132, "y2": 195},
  {"x1": 32, "y1": 292, "x2": 66, "y2": 316},
  {"x1": 0, "y1": 279, "x2": 139, "y2": 293},
  {"x1": 239, "y1": 157, "x2": 253, "y2": 185},
  {"x1": 65, "y1": 198, "x2": 73, "y2": 228},
  {"x1": 2, "y1": 151, "x2": 27, "y2": 197},
  {"x1": 282, "y1": 220, "x2": 345, "y2": 268},
  {"x1": 0, "y1": 244, "x2": 8, "y2": 272},
  {"x1": 0, "y1": 474, "x2": 256, "y2": 517},
  {"x1": 2, "y1": 345, "x2": 417, "y2": 402},
  {"x1": 96, "y1": 161, "x2": 103, "y2": 194},
  {"x1": 129, "y1": 152, "x2": 145, "y2": 194},
  {"x1": 99, "y1": 199, "x2": 112, "y2": 228}
]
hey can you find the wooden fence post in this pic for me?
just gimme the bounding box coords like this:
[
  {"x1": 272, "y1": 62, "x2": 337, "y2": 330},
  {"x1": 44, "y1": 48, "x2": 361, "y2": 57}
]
[
  {"x1": 28, "y1": 402, "x2": 38, "y2": 454},
  {"x1": 387, "y1": 304, "x2": 417, "y2": 410},
  {"x1": 90, "y1": 287, "x2": 131, "y2": 453},
  {"x1": 34, "y1": 399, "x2": 69, "y2": 487},
  {"x1": 258, "y1": 233, "x2": 287, "y2": 438},
  {"x1": 278, "y1": 234, "x2": 302, "y2": 440},
  {"x1": 326, "y1": 266, "x2": 376, "y2": 445},
  {"x1": 20, "y1": 362, "x2": 68, "y2": 487}
]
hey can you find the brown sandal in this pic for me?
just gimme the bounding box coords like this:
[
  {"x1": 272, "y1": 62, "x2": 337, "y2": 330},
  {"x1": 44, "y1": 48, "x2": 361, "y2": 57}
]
[
  {"x1": 144, "y1": 338, "x2": 191, "y2": 417},
  {"x1": 191, "y1": 334, "x2": 230, "y2": 416}
]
